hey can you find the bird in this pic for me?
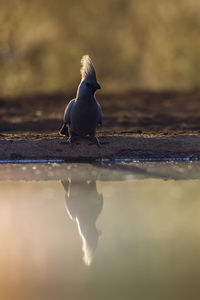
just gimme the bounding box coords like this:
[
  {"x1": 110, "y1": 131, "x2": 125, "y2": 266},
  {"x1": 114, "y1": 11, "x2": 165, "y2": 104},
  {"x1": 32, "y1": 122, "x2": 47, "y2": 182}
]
[
  {"x1": 59, "y1": 55, "x2": 102, "y2": 146},
  {"x1": 61, "y1": 178, "x2": 103, "y2": 265}
]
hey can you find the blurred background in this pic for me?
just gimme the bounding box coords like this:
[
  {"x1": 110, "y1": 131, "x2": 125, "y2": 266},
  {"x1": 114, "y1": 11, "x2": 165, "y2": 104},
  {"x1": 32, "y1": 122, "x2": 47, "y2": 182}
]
[{"x1": 0, "y1": 0, "x2": 200, "y2": 97}]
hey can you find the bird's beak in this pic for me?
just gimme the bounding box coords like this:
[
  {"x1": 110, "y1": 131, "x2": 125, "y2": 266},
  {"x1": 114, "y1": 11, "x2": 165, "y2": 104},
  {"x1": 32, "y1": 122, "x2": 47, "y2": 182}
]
[{"x1": 96, "y1": 83, "x2": 101, "y2": 90}]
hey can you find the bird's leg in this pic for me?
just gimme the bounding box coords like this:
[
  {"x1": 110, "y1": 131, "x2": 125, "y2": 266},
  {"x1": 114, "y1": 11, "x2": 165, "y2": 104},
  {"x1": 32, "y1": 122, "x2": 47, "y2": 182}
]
[
  {"x1": 67, "y1": 133, "x2": 80, "y2": 146},
  {"x1": 89, "y1": 136, "x2": 101, "y2": 147},
  {"x1": 66, "y1": 136, "x2": 73, "y2": 147}
]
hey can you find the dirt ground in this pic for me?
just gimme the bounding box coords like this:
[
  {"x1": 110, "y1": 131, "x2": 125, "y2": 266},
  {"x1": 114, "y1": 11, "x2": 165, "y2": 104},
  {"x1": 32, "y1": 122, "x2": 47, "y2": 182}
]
[{"x1": 1, "y1": 90, "x2": 200, "y2": 161}]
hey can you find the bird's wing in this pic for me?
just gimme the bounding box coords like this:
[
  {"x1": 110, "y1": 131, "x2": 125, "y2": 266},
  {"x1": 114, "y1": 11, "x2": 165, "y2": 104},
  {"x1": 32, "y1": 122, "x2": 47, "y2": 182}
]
[
  {"x1": 64, "y1": 99, "x2": 76, "y2": 124},
  {"x1": 97, "y1": 102, "x2": 103, "y2": 124}
]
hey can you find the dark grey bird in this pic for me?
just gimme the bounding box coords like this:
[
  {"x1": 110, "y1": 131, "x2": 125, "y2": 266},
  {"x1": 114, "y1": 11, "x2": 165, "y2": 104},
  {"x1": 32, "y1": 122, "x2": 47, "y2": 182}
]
[{"x1": 59, "y1": 55, "x2": 102, "y2": 146}]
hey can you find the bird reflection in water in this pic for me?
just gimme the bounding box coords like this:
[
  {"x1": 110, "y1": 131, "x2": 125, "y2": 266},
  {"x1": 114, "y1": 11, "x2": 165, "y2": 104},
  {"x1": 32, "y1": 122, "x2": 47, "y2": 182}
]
[{"x1": 61, "y1": 178, "x2": 103, "y2": 265}]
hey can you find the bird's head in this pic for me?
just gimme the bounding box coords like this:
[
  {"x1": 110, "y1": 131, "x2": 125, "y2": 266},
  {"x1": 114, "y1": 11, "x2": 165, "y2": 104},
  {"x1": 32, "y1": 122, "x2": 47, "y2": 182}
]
[
  {"x1": 86, "y1": 81, "x2": 101, "y2": 92},
  {"x1": 77, "y1": 55, "x2": 101, "y2": 98}
]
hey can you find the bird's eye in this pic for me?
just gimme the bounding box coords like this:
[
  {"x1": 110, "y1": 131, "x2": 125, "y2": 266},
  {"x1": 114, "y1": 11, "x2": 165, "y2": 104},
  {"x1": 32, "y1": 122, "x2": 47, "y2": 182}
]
[{"x1": 86, "y1": 82, "x2": 92, "y2": 89}]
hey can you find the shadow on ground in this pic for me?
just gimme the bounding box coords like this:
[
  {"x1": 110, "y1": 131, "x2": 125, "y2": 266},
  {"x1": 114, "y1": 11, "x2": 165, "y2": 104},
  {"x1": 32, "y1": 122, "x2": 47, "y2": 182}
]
[{"x1": 1, "y1": 90, "x2": 200, "y2": 135}]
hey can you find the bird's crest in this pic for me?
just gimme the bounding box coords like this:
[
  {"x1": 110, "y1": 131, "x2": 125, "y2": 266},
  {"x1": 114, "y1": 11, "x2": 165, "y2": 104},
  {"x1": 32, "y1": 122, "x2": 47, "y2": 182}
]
[{"x1": 80, "y1": 55, "x2": 97, "y2": 81}]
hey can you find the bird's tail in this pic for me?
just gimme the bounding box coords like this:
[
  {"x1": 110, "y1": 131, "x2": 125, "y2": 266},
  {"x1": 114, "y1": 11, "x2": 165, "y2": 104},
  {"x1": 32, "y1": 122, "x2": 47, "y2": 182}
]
[
  {"x1": 80, "y1": 55, "x2": 97, "y2": 81},
  {"x1": 59, "y1": 124, "x2": 69, "y2": 136}
]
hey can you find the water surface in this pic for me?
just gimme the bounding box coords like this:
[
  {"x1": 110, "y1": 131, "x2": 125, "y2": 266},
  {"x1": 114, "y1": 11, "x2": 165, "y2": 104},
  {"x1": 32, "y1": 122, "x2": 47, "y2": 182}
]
[{"x1": 0, "y1": 162, "x2": 200, "y2": 300}]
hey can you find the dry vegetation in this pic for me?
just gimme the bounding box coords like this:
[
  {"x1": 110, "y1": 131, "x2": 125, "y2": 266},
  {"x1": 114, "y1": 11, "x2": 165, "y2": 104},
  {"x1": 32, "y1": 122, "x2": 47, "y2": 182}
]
[{"x1": 0, "y1": 0, "x2": 200, "y2": 96}]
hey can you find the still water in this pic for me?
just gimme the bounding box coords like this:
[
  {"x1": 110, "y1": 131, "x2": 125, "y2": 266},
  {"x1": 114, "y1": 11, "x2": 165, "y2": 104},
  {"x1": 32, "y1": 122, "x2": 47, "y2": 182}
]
[{"x1": 0, "y1": 162, "x2": 200, "y2": 300}]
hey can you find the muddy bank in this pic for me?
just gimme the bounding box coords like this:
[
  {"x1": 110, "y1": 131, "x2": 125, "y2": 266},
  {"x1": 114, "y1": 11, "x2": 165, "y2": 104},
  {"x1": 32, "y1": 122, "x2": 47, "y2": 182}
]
[
  {"x1": 1, "y1": 90, "x2": 200, "y2": 135},
  {"x1": 0, "y1": 135, "x2": 200, "y2": 162},
  {"x1": 1, "y1": 91, "x2": 200, "y2": 161}
]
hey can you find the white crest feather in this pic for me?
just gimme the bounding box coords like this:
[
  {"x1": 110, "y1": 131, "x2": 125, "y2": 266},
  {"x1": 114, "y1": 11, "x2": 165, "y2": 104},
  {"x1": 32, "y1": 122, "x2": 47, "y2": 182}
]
[{"x1": 80, "y1": 55, "x2": 97, "y2": 80}]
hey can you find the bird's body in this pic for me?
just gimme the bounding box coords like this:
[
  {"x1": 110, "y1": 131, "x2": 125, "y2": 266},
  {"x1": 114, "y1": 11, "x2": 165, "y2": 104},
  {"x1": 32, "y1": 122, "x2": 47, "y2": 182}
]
[{"x1": 59, "y1": 55, "x2": 102, "y2": 145}]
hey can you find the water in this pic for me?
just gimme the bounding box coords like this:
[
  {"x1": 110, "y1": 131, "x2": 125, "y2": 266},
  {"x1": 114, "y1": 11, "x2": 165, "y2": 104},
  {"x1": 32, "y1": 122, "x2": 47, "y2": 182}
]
[{"x1": 0, "y1": 162, "x2": 200, "y2": 300}]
